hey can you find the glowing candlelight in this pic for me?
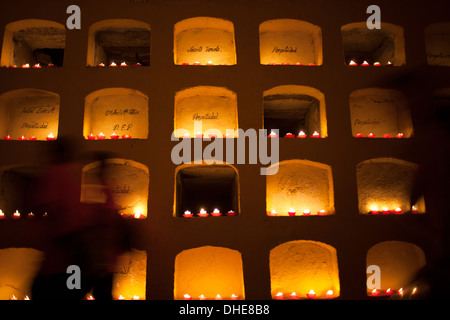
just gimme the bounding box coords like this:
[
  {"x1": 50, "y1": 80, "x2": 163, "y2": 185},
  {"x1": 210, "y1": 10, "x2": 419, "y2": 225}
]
[
  {"x1": 10, "y1": 295, "x2": 17, "y2": 300},
  {"x1": 230, "y1": 294, "x2": 239, "y2": 300},
  {"x1": 47, "y1": 64, "x2": 55, "y2": 68},
  {"x1": 117, "y1": 295, "x2": 125, "y2": 300},
  {"x1": 303, "y1": 209, "x2": 311, "y2": 216},
  {"x1": 18, "y1": 136, "x2": 27, "y2": 141},
  {"x1": 195, "y1": 132, "x2": 203, "y2": 139},
  {"x1": 275, "y1": 292, "x2": 284, "y2": 300},
  {"x1": 295, "y1": 62, "x2": 303, "y2": 66},
  {"x1": 184, "y1": 294, "x2": 192, "y2": 300},
  {"x1": 396, "y1": 133, "x2": 404, "y2": 138},
  {"x1": 367, "y1": 132, "x2": 376, "y2": 138},
  {"x1": 110, "y1": 133, "x2": 119, "y2": 139},
  {"x1": 284, "y1": 132, "x2": 295, "y2": 138},
  {"x1": 97, "y1": 132, "x2": 106, "y2": 140},
  {"x1": 349, "y1": 60, "x2": 358, "y2": 66},
  {"x1": 132, "y1": 295, "x2": 140, "y2": 300},
  {"x1": 394, "y1": 207, "x2": 402, "y2": 214},
  {"x1": 193, "y1": 61, "x2": 201, "y2": 66},
  {"x1": 12, "y1": 210, "x2": 21, "y2": 219},
  {"x1": 198, "y1": 208, "x2": 209, "y2": 217},
  {"x1": 121, "y1": 134, "x2": 132, "y2": 139},
  {"x1": 381, "y1": 207, "x2": 390, "y2": 215},
  {"x1": 386, "y1": 61, "x2": 393, "y2": 66},
  {"x1": 270, "y1": 210, "x2": 278, "y2": 216},
  {"x1": 361, "y1": 61, "x2": 370, "y2": 66},
  {"x1": 308, "y1": 63, "x2": 316, "y2": 66},
  {"x1": 22, "y1": 64, "x2": 30, "y2": 68},
  {"x1": 32, "y1": 63, "x2": 41, "y2": 68},
  {"x1": 289, "y1": 292, "x2": 299, "y2": 299},
  {"x1": 373, "y1": 62, "x2": 381, "y2": 66},
  {"x1": 384, "y1": 288, "x2": 393, "y2": 295},
  {"x1": 24, "y1": 296, "x2": 30, "y2": 300},
  {"x1": 355, "y1": 133, "x2": 364, "y2": 138},
  {"x1": 306, "y1": 290, "x2": 316, "y2": 299},
  {"x1": 370, "y1": 206, "x2": 379, "y2": 215},
  {"x1": 411, "y1": 205, "x2": 419, "y2": 214},
  {"x1": 199, "y1": 295, "x2": 207, "y2": 300},
  {"x1": 27, "y1": 212, "x2": 35, "y2": 219},
  {"x1": 86, "y1": 295, "x2": 95, "y2": 300},
  {"x1": 0, "y1": 210, "x2": 5, "y2": 219},
  {"x1": 109, "y1": 62, "x2": 117, "y2": 67},
  {"x1": 288, "y1": 208, "x2": 296, "y2": 216},
  {"x1": 211, "y1": 208, "x2": 222, "y2": 217},
  {"x1": 207, "y1": 61, "x2": 213, "y2": 65},
  {"x1": 215, "y1": 294, "x2": 222, "y2": 300},
  {"x1": 120, "y1": 62, "x2": 128, "y2": 67},
  {"x1": 133, "y1": 210, "x2": 144, "y2": 219},
  {"x1": 183, "y1": 133, "x2": 191, "y2": 138},
  {"x1": 98, "y1": 63, "x2": 105, "y2": 67},
  {"x1": 281, "y1": 62, "x2": 290, "y2": 65},
  {"x1": 87, "y1": 133, "x2": 96, "y2": 140},
  {"x1": 268, "y1": 131, "x2": 278, "y2": 138},
  {"x1": 297, "y1": 131, "x2": 307, "y2": 138},
  {"x1": 311, "y1": 131, "x2": 320, "y2": 138},
  {"x1": 182, "y1": 63, "x2": 189, "y2": 65},
  {"x1": 183, "y1": 210, "x2": 193, "y2": 218},
  {"x1": 223, "y1": 133, "x2": 232, "y2": 138},
  {"x1": 397, "y1": 288, "x2": 404, "y2": 296},
  {"x1": 326, "y1": 290, "x2": 334, "y2": 298},
  {"x1": 208, "y1": 133, "x2": 218, "y2": 138},
  {"x1": 10, "y1": 65, "x2": 17, "y2": 68},
  {"x1": 370, "y1": 289, "x2": 380, "y2": 296},
  {"x1": 383, "y1": 134, "x2": 392, "y2": 138},
  {"x1": 29, "y1": 136, "x2": 37, "y2": 140},
  {"x1": 412, "y1": 287, "x2": 417, "y2": 295},
  {"x1": 318, "y1": 209, "x2": 326, "y2": 216},
  {"x1": 133, "y1": 63, "x2": 142, "y2": 67},
  {"x1": 4, "y1": 135, "x2": 12, "y2": 140},
  {"x1": 226, "y1": 210, "x2": 237, "y2": 216}
]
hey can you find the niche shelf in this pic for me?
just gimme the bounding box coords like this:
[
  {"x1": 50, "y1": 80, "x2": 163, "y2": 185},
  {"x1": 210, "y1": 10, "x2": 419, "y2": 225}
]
[
  {"x1": 174, "y1": 162, "x2": 239, "y2": 218},
  {"x1": 83, "y1": 88, "x2": 148, "y2": 140},
  {"x1": 425, "y1": 22, "x2": 450, "y2": 66},
  {"x1": 174, "y1": 17, "x2": 236, "y2": 66},
  {"x1": 81, "y1": 159, "x2": 149, "y2": 219},
  {"x1": 174, "y1": 246, "x2": 245, "y2": 300},
  {"x1": 350, "y1": 88, "x2": 413, "y2": 138},
  {"x1": 174, "y1": 86, "x2": 238, "y2": 138},
  {"x1": 87, "y1": 19, "x2": 150, "y2": 67},
  {"x1": 1, "y1": 19, "x2": 65, "y2": 68},
  {"x1": 259, "y1": 19, "x2": 322, "y2": 66},
  {"x1": 265, "y1": 160, "x2": 334, "y2": 217},
  {"x1": 263, "y1": 85, "x2": 327, "y2": 138},
  {"x1": 341, "y1": 22, "x2": 405, "y2": 66},
  {"x1": 356, "y1": 158, "x2": 425, "y2": 215},
  {"x1": 366, "y1": 241, "x2": 426, "y2": 297},
  {"x1": 270, "y1": 241, "x2": 340, "y2": 299}
]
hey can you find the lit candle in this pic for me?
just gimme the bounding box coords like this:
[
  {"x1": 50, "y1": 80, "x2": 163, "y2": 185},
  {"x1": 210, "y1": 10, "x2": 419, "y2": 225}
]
[
  {"x1": 207, "y1": 61, "x2": 213, "y2": 66},
  {"x1": 355, "y1": 133, "x2": 364, "y2": 138},
  {"x1": 223, "y1": 133, "x2": 232, "y2": 138},
  {"x1": 383, "y1": 134, "x2": 392, "y2": 138},
  {"x1": 381, "y1": 207, "x2": 390, "y2": 215},
  {"x1": 297, "y1": 131, "x2": 307, "y2": 138},
  {"x1": 230, "y1": 294, "x2": 239, "y2": 300},
  {"x1": 268, "y1": 131, "x2": 278, "y2": 138},
  {"x1": 117, "y1": 295, "x2": 125, "y2": 300},
  {"x1": 303, "y1": 209, "x2": 311, "y2": 216},
  {"x1": 412, "y1": 287, "x2": 417, "y2": 295},
  {"x1": 208, "y1": 133, "x2": 218, "y2": 138},
  {"x1": 289, "y1": 292, "x2": 299, "y2": 299},
  {"x1": 47, "y1": 64, "x2": 55, "y2": 68},
  {"x1": 211, "y1": 208, "x2": 222, "y2": 217},
  {"x1": 367, "y1": 133, "x2": 376, "y2": 138},
  {"x1": 0, "y1": 210, "x2": 5, "y2": 219},
  {"x1": 22, "y1": 64, "x2": 30, "y2": 68},
  {"x1": 97, "y1": 132, "x2": 106, "y2": 140},
  {"x1": 318, "y1": 209, "x2": 326, "y2": 216},
  {"x1": 10, "y1": 295, "x2": 17, "y2": 300},
  {"x1": 98, "y1": 63, "x2": 105, "y2": 67},
  {"x1": 132, "y1": 295, "x2": 140, "y2": 300},
  {"x1": 349, "y1": 60, "x2": 358, "y2": 66},
  {"x1": 284, "y1": 133, "x2": 295, "y2": 138},
  {"x1": 133, "y1": 63, "x2": 142, "y2": 67},
  {"x1": 274, "y1": 292, "x2": 284, "y2": 300},
  {"x1": 370, "y1": 289, "x2": 380, "y2": 296},
  {"x1": 193, "y1": 61, "x2": 201, "y2": 66},
  {"x1": 12, "y1": 210, "x2": 21, "y2": 219},
  {"x1": 43, "y1": 212, "x2": 48, "y2": 218},
  {"x1": 183, "y1": 210, "x2": 193, "y2": 218},
  {"x1": 295, "y1": 62, "x2": 303, "y2": 66},
  {"x1": 18, "y1": 136, "x2": 27, "y2": 141},
  {"x1": 396, "y1": 133, "x2": 404, "y2": 138},
  {"x1": 9, "y1": 65, "x2": 17, "y2": 68},
  {"x1": 24, "y1": 296, "x2": 30, "y2": 300},
  {"x1": 109, "y1": 62, "x2": 117, "y2": 67},
  {"x1": 199, "y1": 295, "x2": 207, "y2": 300},
  {"x1": 308, "y1": 63, "x2": 316, "y2": 66},
  {"x1": 184, "y1": 294, "x2": 192, "y2": 300},
  {"x1": 120, "y1": 62, "x2": 128, "y2": 67},
  {"x1": 87, "y1": 133, "x2": 96, "y2": 140},
  {"x1": 393, "y1": 207, "x2": 402, "y2": 215},
  {"x1": 411, "y1": 205, "x2": 419, "y2": 214},
  {"x1": 110, "y1": 133, "x2": 119, "y2": 139},
  {"x1": 27, "y1": 212, "x2": 35, "y2": 219},
  {"x1": 29, "y1": 136, "x2": 37, "y2": 140},
  {"x1": 361, "y1": 61, "x2": 370, "y2": 66},
  {"x1": 215, "y1": 294, "x2": 222, "y2": 300},
  {"x1": 281, "y1": 62, "x2": 290, "y2": 65},
  {"x1": 182, "y1": 63, "x2": 189, "y2": 65},
  {"x1": 306, "y1": 290, "x2": 316, "y2": 299},
  {"x1": 4, "y1": 135, "x2": 12, "y2": 140},
  {"x1": 397, "y1": 288, "x2": 404, "y2": 296},
  {"x1": 386, "y1": 61, "x2": 393, "y2": 66},
  {"x1": 32, "y1": 63, "x2": 41, "y2": 68},
  {"x1": 288, "y1": 208, "x2": 296, "y2": 216},
  {"x1": 373, "y1": 62, "x2": 381, "y2": 66},
  {"x1": 195, "y1": 132, "x2": 203, "y2": 139},
  {"x1": 121, "y1": 134, "x2": 132, "y2": 139},
  {"x1": 370, "y1": 206, "x2": 380, "y2": 215},
  {"x1": 384, "y1": 288, "x2": 393, "y2": 295},
  {"x1": 198, "y1": 209, "x2": 209, "y2": 217},
  {"x1": 268, "y1": 62, "x2": 276, "y2": 66},
  {"x1": 311, "y1": 131, "x2": 321, "y2": 138},
  {"x1": 226, "y1": 210, "x2": 237, "y2": 216},
  {"x1": 270, "y1": 210, "x2": 278, "y2": 216},
  {"x1": 133, "y1": 211, "x2": 144, "y2": 219},
  {"x1": 326, "y1": 290, "x2": 334, "y2": 299},
  {"x1": 183, "y1": 133, "x2": 191, "y2": 138}
]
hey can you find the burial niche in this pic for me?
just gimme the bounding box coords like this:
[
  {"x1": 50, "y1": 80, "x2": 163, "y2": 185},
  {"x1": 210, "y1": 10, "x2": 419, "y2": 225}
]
[
  {"x1": 174, "y1": 17, "x2": 236, "y2": 66},
  {"x1": 174, "y1": 86, "x2": 238, "y2": 138},
  {"x1": 1, "y1": 19, "x2": 65, "y2": 68},
  {"x1": 367, "y1": 241, "x2": 426, "y2": 297},
  {"x1": 263, "y1": 85, "x2": 327, "y2": 138},
  {"x1": 174, "y1": 246, "x2": 245, "y2": 300},
  {"x1": 87, "y1": 19, "x2": 150, "y2": 67},
  {"x1": 83, "y1": 88, "x2": 148, "y2": 140},
  {"x1": 356, "y1": 158, "x2": 425, "y2": 215},
  {"x1": 112, "y1": 249, "x2": 147, "y2": 300},
  {"x1": 81, "y1": 159, "x2": 149, "y2": 219},
  {"x1": 259, "y1": 19, "x2": 322, "y2": 66},
  {"x1": 350, "y1": 88, "x2": 413, "y2": 138},
  {"x1": 341, "y1": 22, "x2": 405, "y2": 66},
  {"x1": 270, "y1": 241, "x2": 340, "y2": 299},
  {"x1": 266, "y1": 160, "x2": 334, "y2": 216},
  {"x1": 425, "y1": 23, "x2": 450, "y2": 66},
  {"x1": 174, "y1": 163, "x2": 239, "y2": 217},
  {"x1": 0, "y1": 89, "x2": 59, "y2": 141}
]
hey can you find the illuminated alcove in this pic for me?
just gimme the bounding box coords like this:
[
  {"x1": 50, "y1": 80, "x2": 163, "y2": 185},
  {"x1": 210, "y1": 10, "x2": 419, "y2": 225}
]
[
  {"x1": 87, "y1": 19, "x2": 150, "y2": 67},
  {"x1": 366, "y1": 241, "x2": 426, "y2": 296},
  {"x1": 350, "y1": 88, "x2": 413, "y2": 138},
  {"x1": 1, "y1": 19, "x2": 65, "y2": 68},
  {"x1": 174, "y1": 86, "x2": 238, "y2": 138},
  {"x1": 174, "y1": 246, "x2": 245, "y2": 300},
  {"x1": 112, "y1": 249, "x2": 147, "y2": 300},
  {"x1": 263, "y1": 85, "x2": 327, "y2": 138},
  {"x1": 174, "y1": 162, "x2": 239, "y2": 217},
  {"x1": 83, "y1": 88, "x2": 148, "y2": 140},
  {"x1": 270, "y1": 240, "x2": 340, "y2": 299},
  {"x1": 356, "y1": 158, "x2": 425, "y2": 215},
  {"x1": 81, "y1": 159, "x2": 149, "y2": 218},
  {"x1": 0, "y1": 248, "x2": 43, "y2": 300},
  {"x1": 425, "y1": 23, "x2": 450, "y2": 66},
  {"x1": 341, "y1": 22, "x2": 405, "y2": 66},
  {"x1": 174, "y1": 17, "x2": 236, "y2": 66},
  {"x1": 259, "y1": 19, "x2": 323, "y2": 66},
  {"x1": 0, "y1": 89, "x2": 59, "y2": 141},
  {"x1": 266, "y1": 160, "x2": 334, "y2": 216}
]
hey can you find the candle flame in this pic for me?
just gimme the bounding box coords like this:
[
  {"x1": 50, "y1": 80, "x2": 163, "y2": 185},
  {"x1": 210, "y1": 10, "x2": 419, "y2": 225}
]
[
  {"x1": 231, "y1": 294, "x2": 238, "y2": 299},
  {"x1": 326, "y1": 290, "x2": 334, "y2": 297},
  {"x1": 213, "y1": 208, "x2": 220, "y2": 213},
  {"x1": 184, "y1": 294, "x2": 191, "y2": 299},
  {"x1": 308, "y1": 289, "x2": 315, "y2": 294},
  {"x1": 132, "y1": 295, "x2": 140, "y2": 300},
  {"x1": 215, "y1": 294, "x2": 222, "y2": 300},
  {"x1": 303, "y1": 209, "x2": 311, "y2": 214},
  {"x1": 48, "y1": 133, "x2": 54, "y2": 138}
]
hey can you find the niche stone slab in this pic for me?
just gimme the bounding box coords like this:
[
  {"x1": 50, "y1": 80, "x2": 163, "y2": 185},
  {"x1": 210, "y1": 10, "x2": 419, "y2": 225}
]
[
  {"x1": 113, "y1": 249, "x2": 147, "y2": 300},
  {"x1": 425, "y1": 23, "x2": 450, "y2": 66}
]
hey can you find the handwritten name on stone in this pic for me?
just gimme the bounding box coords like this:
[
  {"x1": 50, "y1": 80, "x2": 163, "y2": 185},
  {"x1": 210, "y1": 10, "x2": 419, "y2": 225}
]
[
  {"x1": 105, "y1": 109, "x2": 140, "y2": 116},
  {"x1": 192, "y1": 112, "x2": 219, "y2": 121},
  {"x1": 21, "y1": 121, "x2": 49, "y2": 129},
  {"x1": 353, "y1": 119, "x2": 383, "y2": 126},
  {"x1": 112, "y1": 185, "x2": 131, "y2": 194},
  {"x1": 21, "y1": 106, "x2": 56, "y2": 114},
  {"x1": 187, "y1": 45, "x2": 222, "y2": 52},
  {"x1": 272, "y1": 46, "x2": 298, "y2": 54}
]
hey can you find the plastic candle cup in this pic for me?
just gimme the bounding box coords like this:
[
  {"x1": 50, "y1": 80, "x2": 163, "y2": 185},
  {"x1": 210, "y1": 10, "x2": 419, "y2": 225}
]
[
  {"x1": 367, "y1": 133, "x2": 376, "y2": 138},
  {"x1": 193, "y1": 61, "x2": 201, "y2": 66},
  {"x1": 22, "y1": 64, "x2": 30, "y2": 68},
  {"x1": 29, "y1": 136, "x2": 37, "y2": 140},
  {"x1": 97, "y1": 132, "x2": 106, "y2": 140},
  {"x1": 120, "y1": 62, "x2": 128, "y2": 67},
  {"x1": 198, "y1": 209, "x2": 209, "y2": 217},
  {"x1": 394, "y1": 207, "x2": 402, "y2": 214},
  {"x1": 318, "y1": 209, "x2": 326, "y2": 216},
  {"x1": 109, "y1": 62, "x2": 117, "y2": 67},
  {"x1": 270, "y1": 210, "x2": 278, "y2": 216},
  {"x1": 0, "y1": 210, "x2": 5, "y2": 219},
  {"x1": 326, "y1": 290, "x2": 334, "y2": 299},
  {"x1": 355, "y1": 133, "x2": 364, "y2": 138},
  {"x1": 12, "y1": 210, "x2": 21, "y2": 219},
  {"x1": 110, "y1": 133, "x2": 119, "y2": 139},
  {"x1": 381, "y1": 207, "x2": 390, "y2": 215},
  {"x1": 98, "y1": 63, "x2": 105, "y2": 67},
  {"x1": 184, "y1": 294, "x2": 192, "y2": 300},
  {"x1": 87, "y1": 133, "x2": 96, "y2": 140},
  {"x1": 383, "y1": 134, "x2": 392, "y2": 138},
  {"x1": 226, "y1": 210, "x2": 237, "y2": 216},
  {"x1": 199, "y1": 295, "x2": 207, "y2": 300},
  {"x1": 33, "y1": 63, "x2": 41, "y2": 68},
  {"x1": 18, "y1": 136, "x2": 27, "y2": 141},
  {"x1": 311, "y1": 131, "x2": 321, "y2": 138},
  {"x1": 385, "y1": 288, "x2": 393, "y2": 295},
  {"x1": 27, "y1": 212, "x2": 35, "y2": 219},
  {"x1": 121, "y1": 134, "x2": 132, "y2": 139},
  {"x1": 268, "y1": 131, "x2": 278, "y2": 138},
  {"x1": 297, "y1": 131, "x2": 307, "y2": 138},
  {"x1": 349, "y1": 60, "x2": 358, "y2": 66},
  {"x1": 370, "y1": 289, "x2": 380, "y2": 296},
  {"x1": 46, "y1": 133, "x2": 56, "y2": 140},
  {"x1": 195, "y1": 132, "x2": 203, "y2": 139},
  {"x1": 361, "y1": 61, "x2": 370, "y2": 66},
  {"x1": 306, "y1": 290, "x2": 316, "y2": 299},
  {"x1": 396, "y1": 133, "x2": 404, "y2": 138},
  {"x1": 211, "y1": 208, "x2": 222, "y2": 217},
  {"x1": 411, "y1": 206, "x2": 419, "y2": 214},
  {"x1": 215, "y1": 294, "x2": 222, "y2": 300},
  {"x1": 4, "y1": 135, "x2": 12, "y2": 140},
  {"x1": 230, "y1": 294, "x2": 239, "y2": 300},
  {"x1": 303, "y1": 209, "x2": 311, "y2": 216},
  {"x1": 288, "y1": 208, "x2": 296, "y2": 216},
  {"x1": 370, "y1": 206, "x2": 379, "y2": 215},
  {"x1": 289, "y1": 292, "x2": 299, "y2": 299},
  {"x1": 285, "y1": 133, "x2": 295, "y2": 138},
  {"x1": 373, "y1": 62, "x2": 381, "y2": 66},
  {"x1": 183, "y1": 210, "x2": 193, "y2": 218},
  {"x1": 274, "y1": 292, "x2": 284, "y2": 300}
]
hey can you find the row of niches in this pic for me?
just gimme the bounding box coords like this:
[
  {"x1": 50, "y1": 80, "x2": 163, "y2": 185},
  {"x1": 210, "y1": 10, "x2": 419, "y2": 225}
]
[
  {"x1": 1, "y1": 18, "x2": 450, "y2": 67},
  {"x1": 0, "y1": 240, "x2": 426, "y2": 300},
  {"x1": 0, "y1": 158, "x2": 425, "y2": 219},
  {"x1": 3, "y1": 86, "x2": 448, "y2": 140}
]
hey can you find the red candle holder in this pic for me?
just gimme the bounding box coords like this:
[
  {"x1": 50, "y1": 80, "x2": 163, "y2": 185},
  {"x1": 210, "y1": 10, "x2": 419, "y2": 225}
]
[
  {"x1": 370, "y1": 207, "x2": 380, "y2": 215},
  {"x1": 182, "y1": 63, "x2": 189, "y2": 65},
  {"x1": 120, "y1": 62, "x2": 128, "y2": 67},
  {"x1": 373, "y1": 62, "x2": 381, "y2": 66},
  {"x1": 208, "y1": 133, "x2": 218, "y2": 138},
  {"x1": 3, "y1": 135, "x2": 12, "y2": 140},
  {"x1": 396, "y1": 133, "x2": 404, "y2": 138},
  {"x1": 33, "y1": 63, "x2": 42, "y2": 68},
  {"x1": 133, "y1": 63, "x2": 142, "y2": 67},
  {"x1": 393, "y1": 207, "x2": 402, "y2": 215},
  {"x1": 369, "y1": 289, "x2": 381, "y2": 296},
  {"x1": 193, "y1": 61, "x2": 201, "y2": 66},
  {"x1": 98, "y1": 63, "x2": 106, "y2": 67},
  {"x1": 297, "y1": 131, "x2": 307, "y2": 138},
  {"x1": 22, "y1": 64, "x2": 30, "y2": 68},
  {"x1": 270, "y1": 210, "x2": 278, "y2": 216},
  {"x1": 0, "y1": 211, "x2": 5, "y2": 219},
  {"x1": 87, "y1": 134, "x2": 96, "y2": 140},
  {"x1": 384, "y1": 288, "x2": 393, "y2": 295},
  {"x1": 284, "y1": 133, "x2": 295, "y2": 138},
  {"x1": 308, "y1": 63, "x2": 316, "y2": 66},
  {"x1": 311, "y1": 131, "x2": 321, "y2": 138},
  {"x1": 110, "y1": 133, "x2": 119, "y2": 139},
  {"x1": 18, "y1": 136, "x2": 27, "y2": 141},
  {"x1": 46, "y1": 134, "x2": 56, "y2": 141},
  {"x1": 281, "y1": 62, "x2": 290, "y2": 65},
  {"x1": 303, "y1": 209, "x2": 311, "y2": 216},
  {"x1": 195, "y1": 133, "x2": 203, "y2": 139},
  {"x1": 383, "y1": 134, "x2": 392, "y2": 138},
  {"x1": 268, "y1": 131, "x2": 278, "y2": 138},
  {"x1": 325, "y1": 290, "x2": 334, "y2": 299},
  {"x1": 274, "y1": 292, "x2": 284, "y2": 300},
  {"x1": 27, "y1": 212, "x2": 35, "y2": 219},
  {"x1": 109, "y1": 62, "x2": 118, "y2": 67},
  {"x1": 361, "y1": 61, "x2": 370, "y2": 66},
  {"x1": 214, "y1": 294, "x2": 222, "y2": 300},
  {"x1": 411, "y1": 206, "x2": 419, "y2": 214},
  {"x1": 226, "y1": 210, "x2": 237, "y2": 216},
  {"x1": 97, "y1": 133, "x2": 106, "y2": 140},
  {"x1": 12, "y1": 210, "x2": 21, "y2": 219},
  {"x1": 197, "y1": 209, "x2": 209, "y2": 217},
  {"x1": 318, "y1": 209, "x2": 326, "y2": 216},
  {"x1": 381, "y1": 208, "x2": 390, "y2": 215},
  {"x1": 230, "y1": 294, "x2": 239, "y2": 300},
  {"x1": 29, "y1": 136, "x2": 37, "y2": 141},
  {"x1": 183, "y1": 294, "x2": 192, "y2": 300},
  {"x1": 367, "y1": 133, "x2": 376, "y2": 138},
  {"x1": 199, "y1": 295, "x2": 207, "y2": 300},
  {"x1": 306, "y1": 290, "x2": 316, "y2": 299},
  {"x1": 349, "y1": 60, "x2": 358, "y2": 66},
  {"x1": 355, "y1": 133, "x2": 364, "y2": 138},
  {"x1": 183, "y1": 211, "x2": 193, "y2": 218},
  {"x1": 295, "y1": 62, "x2": 303, "y2": 66},
  {"x1": 288, "y1": 209, "x2": 296, "y2": 216},
  {"x1": 122, "y1": 134, "x2": 132, "y2": 139},
  {"x1": 211, "y1": 209, "x2": 222, "y2": 217},
  {"x1": 289, "y1": 292, "x2": 299, "y2": 300}
]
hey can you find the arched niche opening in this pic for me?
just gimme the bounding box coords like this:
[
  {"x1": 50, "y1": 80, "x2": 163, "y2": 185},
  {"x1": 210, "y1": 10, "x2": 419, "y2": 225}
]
[
  {"x1": 356, "y1": 158, "x2": 425, "y2": 215},
  {"x1": 366, "y1": 241, "x2": 426, "y2": 297},
  {"x1": 266, "y1": 160, "x2": 334, "y2": 216},
  {"x1": 425, "y1": 22, "x2": 450, "y2": 66},
  {"x1": 259, "y1": 19, "x2": 322, "y2": 66},
  {"x1": 83, "y1": 88, "x2": 148, "y2": 140},
  {"x1": 87, "y1": 19, "x2": 150, "y2": 67},
  {"x1": 112, "y1": 249, "x2": 147, "y2": 300},
  {"x1": 174, "y1": 17, "x2": 236, "y2": 66},
  {"x1": 263, "y1": 85, "x2": 327, "y2": 138},
  {"x1": 174, "y1": 162, "x2": 239, "y2": 217},
  {"x1": 174, "y1": 246, "x2": 245, "y2": 300},
  {"x1": 1, "y1": 19, "x2": 65, "y2": 68},
  {"x1": 341, "y1": 22, "x2": 405, "y2": 66},
  {"x1": 350, "y1": 88, "x2": 413, "y2": 138},
  {"x1": 174, "y1": 86, "x2": 238, "y2": 138},
  {"x1": 0, "y1": 248, "x2": 44, "y2": 300},
  {"x1": 0, "y1": 165, "x2": 45, "y2": 217},
  {"x1": 270, "y1": 240, "x2": 340, "y2": 299},
  {"x1": 0, "y1": 89, "x2": 60, "y2": 141},
  {"x1": 81, "y1": 159, "x2": 149, "y2": 219}
]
